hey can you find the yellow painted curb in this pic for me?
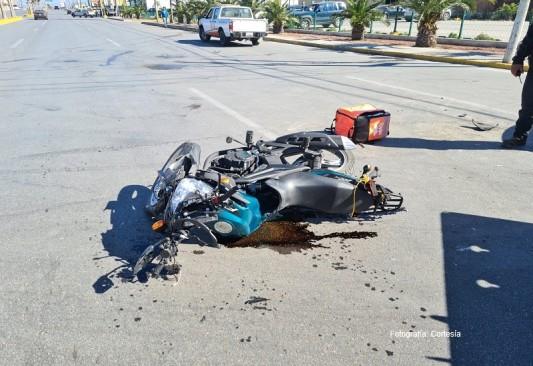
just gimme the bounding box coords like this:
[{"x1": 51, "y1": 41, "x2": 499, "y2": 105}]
[
  {"x1": 265, "y1": 37, "x2": 529, "y2": 72},
  {"x1": 0, "y1": 16, "x2": 24, "y2": 26}
]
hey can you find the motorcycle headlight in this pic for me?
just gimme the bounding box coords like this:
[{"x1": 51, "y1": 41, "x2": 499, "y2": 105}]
[
  {"x1": 149, "y1": 177, "x2": 165, "y2": 206},
  {"x1": 169, "y1": 178, "x2": 213, "y2": 213}
]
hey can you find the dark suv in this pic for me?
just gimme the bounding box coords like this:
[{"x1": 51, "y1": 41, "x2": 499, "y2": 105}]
[
  {"x1": 34, "y1": 9, "x2": 48, "y2": 20},
  {"x1": 293, "y1": 1, "x2": 347, "y2": 29}
]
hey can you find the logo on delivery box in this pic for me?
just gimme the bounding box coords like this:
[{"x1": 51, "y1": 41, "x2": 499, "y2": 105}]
[{"x1": 369, "y1": 118, "x2": 385, "y2": 139}]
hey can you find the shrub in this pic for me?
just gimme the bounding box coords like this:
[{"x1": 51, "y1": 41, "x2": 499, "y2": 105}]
[
  {"x1": 475, "y1": 33, "x2": 497, "y2": 41},
  {"x1": 490, "y1": 3, "x2": 518, "y2": 21},
  {"x1": 448, "y1": 32, "x2": 458, "y2": 38}
]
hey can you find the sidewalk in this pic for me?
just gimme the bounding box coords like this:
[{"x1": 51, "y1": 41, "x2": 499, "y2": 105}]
[{"x1": 140, "y1": 21, "x2": 524, "y2": 71}]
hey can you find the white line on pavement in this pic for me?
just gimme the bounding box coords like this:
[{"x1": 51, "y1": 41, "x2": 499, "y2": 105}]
[
  {"x1": 9, "y1": 39, "x2": 24, "y2": 49},
  {"x1": 106, "y1": 38, "x2": 121, "y2": 47},
  {"x1": 190, "y1": 88, "x2": 276, "y2": 139},
  {"x1": 347, "y1": 76, "x2": 515, "y2": 118}
]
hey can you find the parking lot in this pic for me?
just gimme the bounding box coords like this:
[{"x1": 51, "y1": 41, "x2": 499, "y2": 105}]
[{"x1": 1, "y1": 12, "x2": 532, "y2": 365}]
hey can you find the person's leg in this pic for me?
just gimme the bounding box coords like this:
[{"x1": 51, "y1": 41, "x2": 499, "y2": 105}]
[
  {"x1": 514, "y1": 71, "x2": 533, "y2": 138},
  {"x1": 503, "y1": 70, "x2": 533, "y2": 148}
]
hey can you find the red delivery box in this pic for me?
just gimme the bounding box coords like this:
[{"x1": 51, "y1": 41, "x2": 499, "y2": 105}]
[{"x1": 333, "y1": 104, "x2": 390, "y2": 143}]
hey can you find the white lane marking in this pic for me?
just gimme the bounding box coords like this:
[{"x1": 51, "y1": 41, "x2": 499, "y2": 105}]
[
  {"x1": 347, "y1": 76, "x2": 515, "y2": 118},
  {"x1": 10, "y1": 39, "x2": 24, "y2": 49},
  {"x1": 190, "y1": 88, "x2": 276, "y2": 139},
  {"x1": 106, "y1": 38, "x2": 121, "y2": 47}
]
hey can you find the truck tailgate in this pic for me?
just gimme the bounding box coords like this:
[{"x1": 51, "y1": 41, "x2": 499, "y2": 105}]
[{"x1": 232, "y1": 19, "x2": 266, "y2": 33}]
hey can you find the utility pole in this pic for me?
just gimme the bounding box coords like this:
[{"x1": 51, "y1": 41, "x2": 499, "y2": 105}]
[
  {"x1": 503, "y1": 0, "x2": 531, "y2": 63},
  {"x1": 155, "y1": 0, "x2": 159, "y2": 23}
]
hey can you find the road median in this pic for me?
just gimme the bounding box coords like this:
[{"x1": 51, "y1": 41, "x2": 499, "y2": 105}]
[
  {"x1": 264, "y1": 35, "x2": 520, "y2": 71},
  {"x1": 140, "y1": 21, "x2": 525, "y2": 71}
]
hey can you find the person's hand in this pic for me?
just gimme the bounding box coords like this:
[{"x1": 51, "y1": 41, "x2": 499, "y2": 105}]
[{"x1": 511, "y1": 63, "x2": 524, "y2": 77}]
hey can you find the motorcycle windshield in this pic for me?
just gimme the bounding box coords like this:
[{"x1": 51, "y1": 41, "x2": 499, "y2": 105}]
[{"x1": 161, "y1": 142, "x2": 201, "y2": 180}]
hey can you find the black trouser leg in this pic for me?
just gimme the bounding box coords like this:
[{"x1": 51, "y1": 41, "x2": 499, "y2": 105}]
[{"x1": 514, "y1": 70, "x2": 533, "y2": 138}]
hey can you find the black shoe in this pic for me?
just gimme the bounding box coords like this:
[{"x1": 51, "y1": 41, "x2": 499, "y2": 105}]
[{"x1": 502, "y1": 137, "x2": 527, "y2": 149}]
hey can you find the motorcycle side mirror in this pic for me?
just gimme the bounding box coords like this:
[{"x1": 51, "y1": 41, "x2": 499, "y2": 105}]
[{"x1": 226, "y1": 136, "x2": 246, "y2": 146}]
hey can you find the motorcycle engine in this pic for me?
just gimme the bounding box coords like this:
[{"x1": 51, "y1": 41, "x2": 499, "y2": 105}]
[{"x1": 211, "y1": 150, "x2": 257, "y2": 175}]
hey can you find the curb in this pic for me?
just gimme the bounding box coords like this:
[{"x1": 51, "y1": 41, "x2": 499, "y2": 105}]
[
  {"x1": 264, "y1": 37, "x2": 525, "y2": 71},
  {"x1": 139, "y1": 21, "x2": 526, "y2": 71},
  {"x1": 0, "y1": 16, "x2": 24, "y2": 26}
]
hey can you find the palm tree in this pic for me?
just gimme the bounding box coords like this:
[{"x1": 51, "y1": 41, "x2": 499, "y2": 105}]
[
  {"x1": 263, "y1": 0, "x2": 292, "y2": 34},
  {"x1": 404, "y1": 0, "x2": 468, "y2": 47},
  {"x1": 343, "y1": 0, "x2": 384, "y2": 41},
  {"x1": 239, "y1": 0, "x2": 265, "y2": 17}
]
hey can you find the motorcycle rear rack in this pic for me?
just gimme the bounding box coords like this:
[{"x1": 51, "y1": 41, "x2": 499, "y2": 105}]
[{"x1": 378, "y1": 192, "x2": 403, "y2": 212}]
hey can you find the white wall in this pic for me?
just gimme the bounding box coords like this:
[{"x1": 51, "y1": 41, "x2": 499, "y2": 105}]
[{"x1": 145, "y1": 0, "x2": 170, "y2": 9}]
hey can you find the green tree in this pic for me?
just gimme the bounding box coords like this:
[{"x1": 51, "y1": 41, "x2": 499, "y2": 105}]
[
  {"x1": 239, "y1": 0, "x2": 265, "y2": 16},
  {"x1": 404, "y1": 0, "x2": 468, "y2": 47},
  {"x1": 263, "y1": 0, "x2": 292, "y2": 33},
  {"x1": 342, "y1": 0, "x2": 384, "y2": 40}
]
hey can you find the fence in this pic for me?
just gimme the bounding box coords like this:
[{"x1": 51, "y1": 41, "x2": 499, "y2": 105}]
[{"x1": 288, "y1": 11, "x2": 531, "y2": 43}]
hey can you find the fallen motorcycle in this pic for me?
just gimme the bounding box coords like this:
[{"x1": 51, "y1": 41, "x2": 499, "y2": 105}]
[
  {"x1": 145, "y1": 131, "x2": 357, "y2": 218},
  {"x1": 134, "y1": 135, "x2": 402, "y2": 278}
]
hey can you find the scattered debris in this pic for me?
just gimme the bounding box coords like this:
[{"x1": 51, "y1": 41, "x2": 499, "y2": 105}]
[
  {"x1": 471, "y1": 120, "x2": 498, "y2": 131},
  {"x1": 244, "y1": 296, "x2": 269, "y2": 305}
]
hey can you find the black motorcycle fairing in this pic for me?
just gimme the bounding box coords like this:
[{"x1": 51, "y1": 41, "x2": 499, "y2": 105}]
[
  {"x1": 264, "y1": 172, "x2": 355, "y2": 215},
  {"x1": 236, "y1": 165, "x2": 311, "y2": 184}
]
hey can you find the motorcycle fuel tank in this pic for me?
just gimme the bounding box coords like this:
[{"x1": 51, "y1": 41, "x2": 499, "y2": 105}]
[{"x1": 212, "y1": 192, "x2": 264, "y2": 238}]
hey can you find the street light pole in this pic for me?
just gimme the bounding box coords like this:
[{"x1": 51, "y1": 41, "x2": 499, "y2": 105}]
[{"x1": 503, "y1": 0, "x2": 531, "y2": 63}]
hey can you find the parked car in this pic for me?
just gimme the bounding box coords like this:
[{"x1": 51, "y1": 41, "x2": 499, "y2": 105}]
[
  {"x1": 403, "y1": 7, "x2": 418, "y2": 22},
  {"x1": 198, "y1": 6, "x2": 268, "y2": 46},
  {"x1": 288, "y1": 4, "x2": 311, "y2": 15},
  {"x1": 54, "y1": 5, "x2": 59, "y2": 9},
  {"x1": 72, "y1": 9, "x2": 88, "y2": 17},
  {"x1": 294, "y1": 1, "x2": 346, "y2": 30},
  {"x1": 34, "y1": 9, "x2": 48, "y2": 20},
  {"x1": 86, "y1": 8, "x2": 97, "y2": 17},
  {"x1": 105, "y1": 7, "x2": 117, "y2": 16},
  {"x1": 441, "y1": 5, "x2": 470, "y2": 20},
  {"x1": 375, "y1": 4, "x2": 405, "y2": 19}
]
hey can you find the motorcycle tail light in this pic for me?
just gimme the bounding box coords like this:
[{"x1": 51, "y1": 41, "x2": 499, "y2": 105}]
[
  {"x1": 152, "y1": 220, "x2": 166, "y2": 232},
  {"x1": 211, "y1": 196, "x2": 221, "y2": 205}
]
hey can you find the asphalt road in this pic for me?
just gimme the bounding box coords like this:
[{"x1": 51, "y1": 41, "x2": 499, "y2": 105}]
[{"x1": 1, "y1": 11, "x2": 532, "y2": 366}]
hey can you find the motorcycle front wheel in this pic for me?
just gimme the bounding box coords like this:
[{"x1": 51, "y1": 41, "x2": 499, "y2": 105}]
[{"x1": 133, "y1": 238, "x2": 170, "y2": 276}]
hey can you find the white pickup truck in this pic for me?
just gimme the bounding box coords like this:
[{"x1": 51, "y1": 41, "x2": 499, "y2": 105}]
[{"x1": 198, "y1": 6, "x2": 268, "y2": 46}]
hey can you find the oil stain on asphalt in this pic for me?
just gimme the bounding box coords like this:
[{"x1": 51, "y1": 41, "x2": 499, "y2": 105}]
[{"x1": 224, "y1": 221, "x2": 377, "y2": 254}]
